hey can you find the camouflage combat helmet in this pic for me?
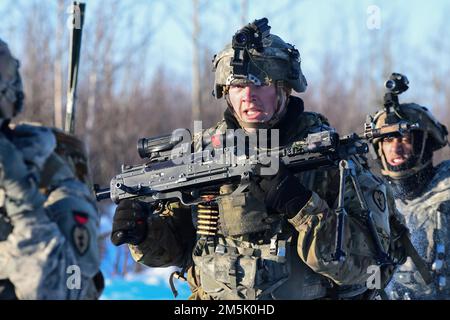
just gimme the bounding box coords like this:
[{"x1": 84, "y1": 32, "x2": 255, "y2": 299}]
[
  {"x1": 372, "y1": 103, "x2": 449, "y2": 179},
  {"x1": 212, "y1": 34, "x2": 307, "y2": 99},
  {"x1": 212, "y1": 19, "x2": 307, "y2": 129},
  {"x1": 0, "y1": 38, "x2": 24, "y2": 120}
]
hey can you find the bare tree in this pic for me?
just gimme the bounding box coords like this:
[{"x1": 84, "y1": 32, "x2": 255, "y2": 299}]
[
  {"x1": 240, "y1": 0, "x2": 248, "y2": 25},
  {"x1": 53, "y1": 0, "x2": 65, "y2": 129},
  {"x1": 19, "y1": 1, "x2": 54, "y2": 125},
  {"x1": 192, "y1": 0, "x2": 202, "y2": 122}
]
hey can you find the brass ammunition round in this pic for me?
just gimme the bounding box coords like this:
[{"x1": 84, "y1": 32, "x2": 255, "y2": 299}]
[
  {"x1": 198, "y1": 220, "x2": 217, "y2": 225},
  {"x1": 197, "y1": 230, "x2": 216, "y2": 236},
  {"x1": 197, "y1": 214, "x2": 219, "y2": 220},
  {"x1": 197, "y1": 209, "x2": 219, "y2": 214},
  {"x1": 197, "y1": 225, "x2": 218, "y2": 231}
]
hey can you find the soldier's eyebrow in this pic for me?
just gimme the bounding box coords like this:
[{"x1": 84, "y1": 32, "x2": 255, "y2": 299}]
[{"x1": 230, "y1": 84, "x2": 247, "y2": 88}]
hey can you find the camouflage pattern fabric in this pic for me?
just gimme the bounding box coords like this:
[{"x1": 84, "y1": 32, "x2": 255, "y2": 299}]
[
  {"x1": 0, "y1": 123, "x2": 102, "y2": 299},
  {"x1": 387, "y1": 160, "x2": 450, "y2": 299}
]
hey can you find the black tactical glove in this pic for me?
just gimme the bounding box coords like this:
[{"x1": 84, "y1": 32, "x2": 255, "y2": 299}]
[
  {"x1": 249, "y1": 162, "x2": 312, "y2": 219},
  {"x1": 111, "y1": 199, "x2": 149, "y2": 246}
]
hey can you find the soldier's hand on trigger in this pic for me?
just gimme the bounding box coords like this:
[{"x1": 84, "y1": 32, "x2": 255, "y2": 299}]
[
  {"x1": 249, "y1": 162, "x2": 312, "y2": 219},
  {"x1": 111, "y1": 199, "x2": 149, "y2": 246}
]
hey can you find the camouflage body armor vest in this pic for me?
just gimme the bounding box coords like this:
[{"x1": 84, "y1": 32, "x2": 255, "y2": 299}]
[
  {"x1": 0, "y1": 123, "x2": 102, "y2": 299},
  {"x1": 387, "y1": 160, "x2": 450, "y2": 300},
  {"x1": 191, "y1": 182, "x2": 334, "y2": 300},
  {"x1": 0, "y1": 123, "x2": 93, "y2": 241}
]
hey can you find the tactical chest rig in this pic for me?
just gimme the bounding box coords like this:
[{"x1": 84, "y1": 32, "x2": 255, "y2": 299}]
[{"x1": 178, "y1": 123, "x2": 390, "y2": 300}]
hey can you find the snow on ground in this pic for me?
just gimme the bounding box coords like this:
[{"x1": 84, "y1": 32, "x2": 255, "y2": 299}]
[
  {"x1": 98, "y1": 203, "x2": 191, "y2": 300},
  {"x1": 101, "y1": 272, "x2": 191, "y2": 300}
]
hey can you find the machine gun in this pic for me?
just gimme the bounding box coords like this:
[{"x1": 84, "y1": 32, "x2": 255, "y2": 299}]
[
  {"x1": 94, "y1": 130, "x2": 368, "y2": 205},
  {"x1": 94, "y1": 121, "x2": 419, "y2": 266}
]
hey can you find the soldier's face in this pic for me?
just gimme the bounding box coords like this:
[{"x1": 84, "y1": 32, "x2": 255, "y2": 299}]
[
  {"x1": 228, "y1": 84, "x2": 278, "y2": 125},
  {"x1": 381, "y1": 134, "x2": 413, "y2": 166}
]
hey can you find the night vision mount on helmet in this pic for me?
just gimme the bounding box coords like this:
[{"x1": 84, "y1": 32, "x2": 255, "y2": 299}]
[
  {"x1": 230, "y1": 18, "x2": 271, "y2": 82},
  {"x1": 212, "y1": 18, "x2": 307, "y2": 99},
  {"x1": 370, "y1": 73, "x2": 449, "y2": 182}
]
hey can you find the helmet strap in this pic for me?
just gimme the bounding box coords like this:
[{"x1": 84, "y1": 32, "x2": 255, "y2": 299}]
[{"x1": 379, "y1": 130, "x2": 431, "y2": 179}]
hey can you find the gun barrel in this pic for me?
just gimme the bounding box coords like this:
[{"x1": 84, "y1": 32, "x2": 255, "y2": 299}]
[{"x1": 94, "y1": 185, "x2": 111, "y2": 201}]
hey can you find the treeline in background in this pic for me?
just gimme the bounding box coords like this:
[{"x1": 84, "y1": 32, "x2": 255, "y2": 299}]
[{"x1": 1, "y1": 0, "x2": 449, "y2": 279}]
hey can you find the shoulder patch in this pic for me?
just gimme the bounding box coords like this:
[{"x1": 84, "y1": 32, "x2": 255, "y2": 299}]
[
  {"x1": 73, "y1": 211, "x2": 89, "y2": 225},
  {"x1": 193, "y1": 120, "x2": 227, "y2": 149},
  {"x1": 72, "y1": 224, "x2": 90, "y2": 255},
  {"x1": 72, "y1": 211, "x2": 90, "y2": 255},
  {"x1": 373, "y1": 189, "x2": 387, "y2": 212}
]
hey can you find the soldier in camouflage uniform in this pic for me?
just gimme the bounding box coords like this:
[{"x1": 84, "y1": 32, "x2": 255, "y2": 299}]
[
  {"x1": 111, "y1": 20, "x2": 409, "y2": 300},
  {"x1": 0, "y1": 39, "x2": 103, "y2": 299},
  {"x1": 371, "y1": 102, "x2": 450, "y2": 299}
]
